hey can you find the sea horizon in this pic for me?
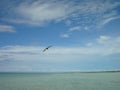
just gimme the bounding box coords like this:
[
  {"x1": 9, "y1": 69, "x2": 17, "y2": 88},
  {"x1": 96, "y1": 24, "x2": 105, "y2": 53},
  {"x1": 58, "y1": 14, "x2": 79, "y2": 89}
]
[{"x1": 0, "y1": 69, "x2": 120, "y2": 74}]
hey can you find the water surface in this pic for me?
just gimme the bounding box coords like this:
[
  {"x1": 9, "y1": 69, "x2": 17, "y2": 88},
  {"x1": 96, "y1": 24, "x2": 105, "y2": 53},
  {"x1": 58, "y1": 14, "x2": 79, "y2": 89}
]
[{"x1": 0, "y1": 72, "x2": 120, "y2": 90}]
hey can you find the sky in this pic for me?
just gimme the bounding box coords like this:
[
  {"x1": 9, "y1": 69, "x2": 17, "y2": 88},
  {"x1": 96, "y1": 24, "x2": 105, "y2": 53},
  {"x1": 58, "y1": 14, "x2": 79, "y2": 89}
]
[{"x1": 0, "y1": 0, "x2": 120, "y2": 72}]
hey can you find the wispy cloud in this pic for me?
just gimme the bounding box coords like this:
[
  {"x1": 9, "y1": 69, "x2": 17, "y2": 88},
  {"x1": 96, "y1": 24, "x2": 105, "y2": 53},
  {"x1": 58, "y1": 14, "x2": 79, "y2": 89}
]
[
  {"x1": 0, "y1": 35, "x2": 120, "y2": 72},
  {"x1": 0, "y1": 25, "x2": 15, "y2": 32},
  {"x1": 97, "y1": 35, "x2": 111, "y2": 44},
  {"x1": 68, "y1": 0, "x2": 120, "y2": 30},
  {"x1": 86, "y1": 42, "x2": 93, "y2": 47},
  {"x1": 60, "y1": 33, "x2": 70, "y2": 38},
  {"x1": 1, "y1": 0, "x2": 119, "y2": 28},
  {"x1": 86, "y1": 35, "x2": 120, "y2": 53},
  {"x1": 0, "y1": 0, "x2": 119, "y2": 41},
  {"x1": 98, "y1": 16, "x2": 120, "y2": 28},
  {"x1": 5, "y1": 0, "x2": 74, "y2": 26},
  {"x1": 0, "y1": 46, "x2": 101, "y2": 61},
  {"x1": 0, "y1": 36, "x2": 120, "y2": 61},
  {"x1": 69, "y1": 26, "x2": 81, "y2": 32}
]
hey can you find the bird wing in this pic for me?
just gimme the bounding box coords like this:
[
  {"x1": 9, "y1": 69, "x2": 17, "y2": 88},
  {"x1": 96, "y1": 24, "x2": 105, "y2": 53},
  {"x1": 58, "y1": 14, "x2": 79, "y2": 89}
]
[
  {"x1": 43, "y1": 48, "x2": 47, "y2": 52},
  {"x1": 42, "y1": 45, "x2": 52, "y2": 52},
  {"x1": 47, "y1": 45, "x2": 52, "y2": 48}
]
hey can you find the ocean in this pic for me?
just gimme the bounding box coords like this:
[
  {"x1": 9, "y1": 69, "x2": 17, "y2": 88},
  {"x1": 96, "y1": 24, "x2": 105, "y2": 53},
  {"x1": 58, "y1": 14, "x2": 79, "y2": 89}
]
[{"x1": 0, "y1": 72, "x2": 120, "y2": 90}]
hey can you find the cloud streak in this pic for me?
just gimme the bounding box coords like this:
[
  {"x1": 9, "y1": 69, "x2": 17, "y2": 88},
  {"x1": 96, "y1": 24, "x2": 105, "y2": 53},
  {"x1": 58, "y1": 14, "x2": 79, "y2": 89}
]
[
  {"x1": 0, "y1": 35, "x2": 120, "y2": 72},
  {"x1": 69, "y1": 26, "x2": 81, "y2": 32},
  {"x1": 60, "y1": 33, "x2": 70, "y2": 38},
  {"x1": 1, "y1": 0, "x2": 119, "y2": 28},
  {"x1": 98, "y1": 16, "x2": 120, "y2": 28},
  {"x1": 0, "y1": 36, "x2": 120, "y2": 61},
  {"x1": 0, "y1": 25, "x2": 15, "y2": 32},
  {"x1": 6, "y1": 0, "x2": 74, "y2": 26}
]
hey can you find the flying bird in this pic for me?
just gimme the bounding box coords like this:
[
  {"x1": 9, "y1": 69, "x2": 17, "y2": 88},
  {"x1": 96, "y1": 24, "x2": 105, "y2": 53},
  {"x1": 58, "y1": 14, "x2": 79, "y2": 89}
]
[{"x1": 43, "y1": 45, "x2": 52, "y2": 52}]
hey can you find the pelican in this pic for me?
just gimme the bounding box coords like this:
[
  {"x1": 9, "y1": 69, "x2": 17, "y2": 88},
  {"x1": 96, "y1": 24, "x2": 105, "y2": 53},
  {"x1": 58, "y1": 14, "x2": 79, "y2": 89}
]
[{"x1": 43, "y1": 45, "x2": 52, "y2": 52}]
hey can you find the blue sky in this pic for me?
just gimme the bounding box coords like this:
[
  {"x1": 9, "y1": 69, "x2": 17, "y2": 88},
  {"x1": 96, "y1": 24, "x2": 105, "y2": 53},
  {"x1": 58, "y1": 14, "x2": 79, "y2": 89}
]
[{"x1": 0, "y1": 0, "x2": 120, "y2": 72}]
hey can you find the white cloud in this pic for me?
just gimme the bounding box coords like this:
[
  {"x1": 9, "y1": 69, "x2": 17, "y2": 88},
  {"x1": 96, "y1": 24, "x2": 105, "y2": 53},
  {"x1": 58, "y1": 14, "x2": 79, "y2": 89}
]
[
  {"x1": 69, "y1": 26, "x2": 81, "y2": 32},
  {"x1": 95, "y1": 35, "x2": 120, "y2": 55},
  {"x1": 84, "y1": 26, "x2": 89, "y2": 30},
  {"x1": 65, "y1": 20, "x2": 72, "y2": 26},
  {"x1": 1, "y1": 0, "x2": 120, "y2": 29},
  {"x1": 0, "y1": 25, "x2": 15, "y2": 32},
  {"x1": 0, "y1": 35, "x2": 120, "y2": 72},
  {"x1": 0, "y1": 35, "x2": 120, "y2": 61},
  {"x1": 60, "y1": 34, "x2": 70, "y2": 38},
  {"x1": 86, "y1": 42, "x2": 93, "y2": 47},
  {"x1": 97, "y1": 35, "x2": 111, "y2": 44},
  {"x1": 0, "y1": 46, "x2": 94, "y2": 61},
  {"x1": 9, "y1": 0, "x2": 75, "y2": 25},
  {"x1": 98, "y1": 16, "x2": 120, "y2": 28},
  {"x1": 74, "y1": 0, "x2": 120, "y2": 29}
]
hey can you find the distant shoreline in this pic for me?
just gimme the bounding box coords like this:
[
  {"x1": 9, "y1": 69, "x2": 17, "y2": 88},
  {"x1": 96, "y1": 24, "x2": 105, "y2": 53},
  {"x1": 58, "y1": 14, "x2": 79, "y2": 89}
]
[
  {"x1": 64, "y1": 70, "x2": 120, "y2": 73},
  {"x1": 0, "y1": 70, "x2": 120, "y2": 74}
]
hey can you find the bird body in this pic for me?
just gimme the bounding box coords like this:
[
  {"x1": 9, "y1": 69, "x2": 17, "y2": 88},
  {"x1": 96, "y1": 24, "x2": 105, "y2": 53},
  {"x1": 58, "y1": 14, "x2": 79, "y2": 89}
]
[{"x1": 43, "y1": 46, "x2": 52, "y2": 52}]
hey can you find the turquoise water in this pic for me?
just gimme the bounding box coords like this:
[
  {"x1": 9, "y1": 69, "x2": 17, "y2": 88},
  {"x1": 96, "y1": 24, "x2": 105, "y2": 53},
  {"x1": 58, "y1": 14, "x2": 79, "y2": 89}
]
[{"x1": 0, "y1": 72, "x2": 120, "y2": 90}]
